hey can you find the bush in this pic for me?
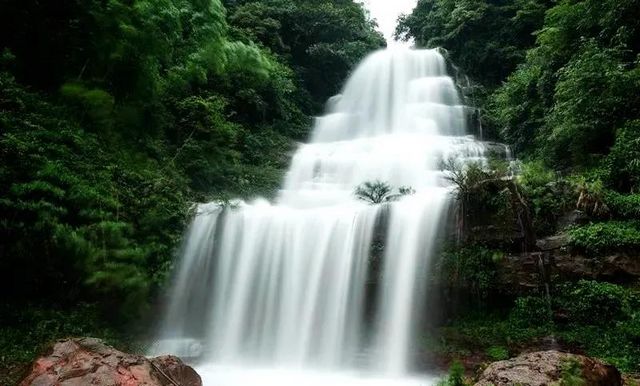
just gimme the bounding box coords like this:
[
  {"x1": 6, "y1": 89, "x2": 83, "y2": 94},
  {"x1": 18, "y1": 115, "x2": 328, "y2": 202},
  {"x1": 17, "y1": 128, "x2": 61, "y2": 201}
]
[
  {"x1": 486, "y1": 346, "x2": 509, "y2": 361},
  {"x1": 559, "y1": 359, "x2": 585, "y2": 386},
  {"x1": 510, "y1": 296, "x2": 552, "y2": 327},
  {"x1": 605, "y1": 191, "x2": 640, "y2": 220},
  {"x1": 438, "y1": 246, "x2": 502, "y2": 298},
  {"x1": 437, "y1": 360, "x2": 467, "y2": 386},
  {"x1": 556, "y1": 280, "x2": 632, "y2": 325},
  {"x1": 607, "y1": 120, "x2": 640, "y2": 192},
  {"x1": 559, "y1": 324, "x2": 640, "y2": 373},
  {"x1": 568, "y1": 221, "x2": 640, "y2": 255},
  {"x1": 518, "y1": 161, "x2": 575, "y2": 236}
]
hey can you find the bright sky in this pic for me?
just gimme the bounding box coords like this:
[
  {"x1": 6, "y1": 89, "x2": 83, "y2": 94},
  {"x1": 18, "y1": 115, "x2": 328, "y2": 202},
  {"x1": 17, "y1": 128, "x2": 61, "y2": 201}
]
[{"x1": 362, "y1": 0, "x2": 419, "y2": 47}]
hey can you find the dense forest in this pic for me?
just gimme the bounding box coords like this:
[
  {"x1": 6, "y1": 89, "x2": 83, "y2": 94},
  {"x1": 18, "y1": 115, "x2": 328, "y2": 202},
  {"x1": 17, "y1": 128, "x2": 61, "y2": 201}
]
[
  {"x1": 2, "y1": 0, "x2": 640, "y2": 384},
  {"x1": 0, "y1": 0, "x2": 383, "y2": 382}
]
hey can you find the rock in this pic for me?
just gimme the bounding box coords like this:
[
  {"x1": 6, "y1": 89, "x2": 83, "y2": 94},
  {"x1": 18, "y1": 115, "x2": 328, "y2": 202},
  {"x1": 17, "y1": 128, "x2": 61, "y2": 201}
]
[
  {"x1": 554, "y1": 253, "x2": 640, "y2": 283},
  {"x1": 151, "y1": 356, "x2": 202, "y2": 386},
  {"x1": 474, "y1": 351, "x2": 622, "y2": 386},
  {"x1": 19, "y1": 337, "x2": 202, "y2": 386},
  {"x1": 496, "y1": 247, "x2": 640, "y2": 293},
  {"x1": 557, "y1": 210, "x2": 589, "y2": 231},
  {"x1": 496, "y1": 252, "x2": 549, "y2": 293},
  {"x1": 536, "y1": 234, "x2": 569, "y2": 251}
]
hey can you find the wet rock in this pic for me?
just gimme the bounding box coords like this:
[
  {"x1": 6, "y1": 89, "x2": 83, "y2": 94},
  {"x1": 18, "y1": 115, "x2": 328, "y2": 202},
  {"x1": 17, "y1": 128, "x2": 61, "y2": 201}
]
[
  {"x1": 536, "y1": 234, "x2": 569, "y2": 251},
  {"x1": 496, "y1": 239, "x2": 640, "y2": 292},
  {"x1": 19, "y1": 337, "x2": 202, "y2": 386},
  {"x1": 474, "y1": 351, "x2": 621, "y2": 386},
  {"x1": 554, "y1": 253, "x2": 640, "y2": 283},
  {"x1": 496, "y1": 252, "x2": 545, "y2": 292}
]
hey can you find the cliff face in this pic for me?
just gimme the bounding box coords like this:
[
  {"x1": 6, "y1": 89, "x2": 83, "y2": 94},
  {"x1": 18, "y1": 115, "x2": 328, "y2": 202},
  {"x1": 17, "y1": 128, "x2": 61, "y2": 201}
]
[{"x1": 496, "y1": 234, "x2": 640, "y2": 294}]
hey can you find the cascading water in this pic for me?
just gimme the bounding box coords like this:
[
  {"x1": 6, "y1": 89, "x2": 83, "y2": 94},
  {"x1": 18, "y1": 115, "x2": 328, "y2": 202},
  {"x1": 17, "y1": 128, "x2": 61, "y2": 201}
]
[{"x1": 154, "y1": 48, "x2": 488, "y2": 385}]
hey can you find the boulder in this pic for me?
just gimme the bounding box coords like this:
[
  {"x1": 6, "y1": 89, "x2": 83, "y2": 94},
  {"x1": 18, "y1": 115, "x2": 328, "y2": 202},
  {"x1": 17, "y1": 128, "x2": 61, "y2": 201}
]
[
  {"x1": 19, "y1": 337, "x2": 202, "y2": 386},
  {"x1": 474, "y1": 351, "x2": 621, "y2": 386}
]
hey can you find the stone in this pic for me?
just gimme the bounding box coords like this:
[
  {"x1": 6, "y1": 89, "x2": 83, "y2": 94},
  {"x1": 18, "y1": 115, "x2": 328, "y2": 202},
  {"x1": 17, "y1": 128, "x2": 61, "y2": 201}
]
[
  {"x1": 474, "y1": 350, "x2": 622, "y2": 386},
  {"x1": 19, "y1": 338, "x2": 202, "y2": 386},
  {"x1": 536, "y1": 234, "x2": 569, "y2": 251}
]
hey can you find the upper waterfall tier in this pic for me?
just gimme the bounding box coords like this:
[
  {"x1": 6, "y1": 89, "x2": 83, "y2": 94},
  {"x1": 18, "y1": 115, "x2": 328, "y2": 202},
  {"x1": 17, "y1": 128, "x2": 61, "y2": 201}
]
[
  {"x1": 312, "y1": 49, "x2": 466, "y2": 143},
  {"x1": 277, "y1": 49, "x2": 479, "y2": 208}
]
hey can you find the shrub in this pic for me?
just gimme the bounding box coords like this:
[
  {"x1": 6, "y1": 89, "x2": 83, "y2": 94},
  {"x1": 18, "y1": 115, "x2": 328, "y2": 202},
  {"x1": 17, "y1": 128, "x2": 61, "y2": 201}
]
[
  {"x1": 437, "y1": 360, "x2": 467, "y2": 386},
  {"x1": 518, "y1": 161, "x2": 575, "y2": 236},
  {"x1": 486, "y1": 345, "x2": 509, "y2": 361},
  {"x1": 559, "y1": 359, "x2": 586, "y2": 386},
  {"x1": 510, "y1": 296, "x2": 552, "y2": 327},
  {"x1": 568, "y1": 221, "x2": 640, "y2": 255},
  {"x1": 556, "y1": 280, "x2": 632, "y2": 325},
  {"x1": 438, "y1": 246, "x2": 502, "y2": 298},
  {"x1": 605, "y1": 191, "x2": 640, "y2": 220},
  {"x1": 607, "y1": 120, "x2": 640, "y2": 192}
]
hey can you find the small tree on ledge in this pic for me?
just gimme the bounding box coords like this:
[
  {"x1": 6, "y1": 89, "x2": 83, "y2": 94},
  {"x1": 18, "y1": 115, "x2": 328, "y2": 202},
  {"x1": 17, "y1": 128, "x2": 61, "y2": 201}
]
[{"x1": 354, "y1": 180, "x2": 415, "y2": 204}]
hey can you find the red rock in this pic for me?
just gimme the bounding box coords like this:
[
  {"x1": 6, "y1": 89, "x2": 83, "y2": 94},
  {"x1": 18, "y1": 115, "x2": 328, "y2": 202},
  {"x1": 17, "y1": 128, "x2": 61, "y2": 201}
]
[{"x1": 19, "y1": 338, "x2": 202, "y2": 386}]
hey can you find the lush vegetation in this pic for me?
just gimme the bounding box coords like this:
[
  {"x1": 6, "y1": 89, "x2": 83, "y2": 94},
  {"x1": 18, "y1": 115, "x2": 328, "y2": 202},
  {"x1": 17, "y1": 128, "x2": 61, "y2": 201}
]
[
  {"x1": 431, "y1": 281, "x2": 640, "y2": 374},
  {"x1": 400, "y1": 0, "x2": 640, "y2": 378},
  {"x1": 0, "y1": 0, "x2": 382, "y2": 383}
]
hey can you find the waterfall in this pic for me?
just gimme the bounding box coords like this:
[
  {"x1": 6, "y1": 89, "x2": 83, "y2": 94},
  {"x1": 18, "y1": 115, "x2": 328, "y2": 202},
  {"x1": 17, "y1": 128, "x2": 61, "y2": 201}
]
[{"x1": 154, "y1": 48, "x2": 487, "y2": 385}]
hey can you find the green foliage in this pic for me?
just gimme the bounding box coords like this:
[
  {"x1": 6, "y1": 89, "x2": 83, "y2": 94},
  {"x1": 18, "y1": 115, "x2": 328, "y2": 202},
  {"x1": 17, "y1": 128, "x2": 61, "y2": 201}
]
[
  {"x1": 433, "y1": 282, "x2": 640, "y2": 373},
  {"x1": 438, "y1": 246, "x2": 501, "y2": 298},
  {"x1": 511, "y1": 296, "x2": 552, "y2": 327},
  {"x1": 605, "y1": 191, "x2": 640, "y2": 220},
  {"x1": 559, "y1": 323, "x2": 640, "y2": 373},
  {"x1": 518, "y1": 161, "x2": 575, "y2": 236},
  {"x1": 568, "y1": 221, "x2": 640, "y2": 255},
  {"x1": 486, "y1": 345, "x2": 509, "y2": 361},
  {"x1": 553, "y1": 280, "x2": 640, "y2": 371},
  {"x1": 433, "y1": 313, "x2": 552, "y2": 361},
  {"x1": 544, "y1": 43, "x2": 640, "y2": 168},
  {"x1": 490, "y1": 61, "x2": 545, "y2": 154},
  {"x1": 558, "y1": 359, "x2": 586, "y2": 386},
  {"x1": 225, "y1": 0, "x2": 385, "y2": 111},
  {"x1": 397, "y1": 0, "x2": 552, "y2": 88},
  {"x1": 557, "y1": 280, "x2": 633, "y2": 325},
  {"x1": 0, "y1": 72, "x2": 190, "y2": 317},
  {"x1": 554, "y1": 281, "x2": 640, "y2": 372},
  {"x1": 436, "y1": 360, "x2": 468, "y2": 386},
  {"x1": 495, "y1": 0, "x2": 640, "y2": 169},
  {"x1": 606, "y1": 120, "x2": 640, "y2": 192}
]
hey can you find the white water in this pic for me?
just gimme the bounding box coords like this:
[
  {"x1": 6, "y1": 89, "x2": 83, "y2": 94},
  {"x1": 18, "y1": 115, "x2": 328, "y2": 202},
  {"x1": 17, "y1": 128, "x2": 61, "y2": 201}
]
[{"x1": 154, "y1": 48, "x2": 488, "y2": 385}]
